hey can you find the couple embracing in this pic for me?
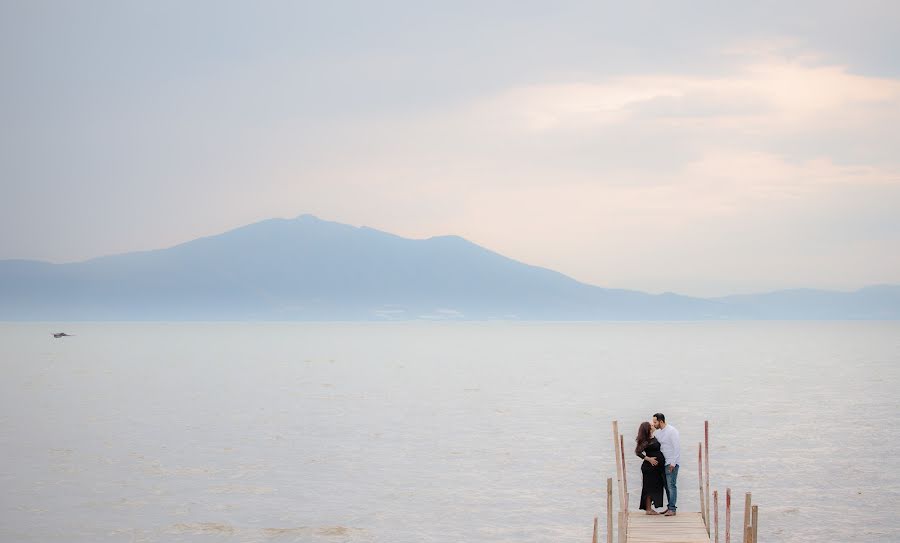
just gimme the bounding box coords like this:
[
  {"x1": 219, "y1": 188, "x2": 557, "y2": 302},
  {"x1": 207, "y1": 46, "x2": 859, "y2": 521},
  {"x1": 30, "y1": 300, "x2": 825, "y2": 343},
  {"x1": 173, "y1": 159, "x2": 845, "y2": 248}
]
[{"x1": 634, "y1": 413, "x2": 681, "y2": 516}]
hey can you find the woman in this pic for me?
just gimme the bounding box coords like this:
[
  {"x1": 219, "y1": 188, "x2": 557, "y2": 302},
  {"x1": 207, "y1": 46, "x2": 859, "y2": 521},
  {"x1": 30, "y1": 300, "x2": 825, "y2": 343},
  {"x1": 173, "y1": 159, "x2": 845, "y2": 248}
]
[{"x1": 634, "y1": 421, "x2": 667, "y2": 514}]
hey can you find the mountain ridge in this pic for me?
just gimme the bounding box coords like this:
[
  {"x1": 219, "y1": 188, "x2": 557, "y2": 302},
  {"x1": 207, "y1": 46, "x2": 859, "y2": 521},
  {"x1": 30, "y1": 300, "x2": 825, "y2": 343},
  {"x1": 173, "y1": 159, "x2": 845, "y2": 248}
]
[{"x1": 0, "y1": 215, "x2": 896, "y2": 320}]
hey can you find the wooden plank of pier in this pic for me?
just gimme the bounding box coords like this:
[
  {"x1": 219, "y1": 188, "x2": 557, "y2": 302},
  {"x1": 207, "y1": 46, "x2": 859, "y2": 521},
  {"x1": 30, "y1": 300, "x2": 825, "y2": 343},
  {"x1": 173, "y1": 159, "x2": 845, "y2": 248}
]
[{"x1": 625, "y1": 511, "x2": 710, "y2": 543}]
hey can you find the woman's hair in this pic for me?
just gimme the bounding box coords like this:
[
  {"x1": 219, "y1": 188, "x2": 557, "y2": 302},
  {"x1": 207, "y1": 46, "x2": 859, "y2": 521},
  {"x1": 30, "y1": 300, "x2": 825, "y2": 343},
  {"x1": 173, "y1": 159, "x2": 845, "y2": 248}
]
[{"x1": 635, "y1": 421, "x2": 652, "y2": 455}]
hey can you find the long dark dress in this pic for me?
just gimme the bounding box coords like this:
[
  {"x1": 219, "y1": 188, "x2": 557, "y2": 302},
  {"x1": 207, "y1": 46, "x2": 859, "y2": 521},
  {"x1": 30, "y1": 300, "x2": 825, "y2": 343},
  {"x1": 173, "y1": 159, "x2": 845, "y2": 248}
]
[{"x1": 636, "y1": 437, "x2": 667, "y2": 510}]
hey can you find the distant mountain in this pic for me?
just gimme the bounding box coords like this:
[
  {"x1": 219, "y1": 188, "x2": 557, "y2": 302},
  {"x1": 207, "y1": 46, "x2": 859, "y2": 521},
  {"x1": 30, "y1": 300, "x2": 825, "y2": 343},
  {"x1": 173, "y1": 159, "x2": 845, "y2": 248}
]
[
  {"x1": 713, "y1": 285, "x2": 900, "y2": 320},
  {"x1": 0, "y1": 215, "x2": 896, "y2": 320}
]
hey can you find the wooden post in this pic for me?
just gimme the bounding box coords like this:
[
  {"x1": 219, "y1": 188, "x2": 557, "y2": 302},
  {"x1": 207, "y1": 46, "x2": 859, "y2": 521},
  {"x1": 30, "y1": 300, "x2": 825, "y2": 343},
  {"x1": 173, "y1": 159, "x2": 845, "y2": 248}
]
[
  {"x1": 713, "y1": 490, "x2": 719, "y2": 543},
  {"x1": 744, "y1": 525, "x2": 752, "y2": 543},
  {"x1": 725, "y1": 488, "x2": 731, "y2": 543},
  {"x1": 617, "y1": 511, "x2": 626, "y2": 543},
  {"x1": 698, "y1": 442, "x2": 706, "y2": 529},
  {"x1": 743, "y1": 493, "x2": 752, "y2": 543},
  {"x1": 607, "y1": 478, "x2": 613, "y2": 543},
  {"x1": 612, "y1": 421, "x2": 624, "y2": 511},
  {"x1": 619, "y1": 434, "x2": 627, "y2": 511},
  {"x1": 592, "y1": 516, "x2": 598, "y2": 543},
  {"x1": 705, "y1": 421, "x2": 711, "y2": 535},
  {"x1": 751, "y1": 505, "x2": 758, "y2": 543}
]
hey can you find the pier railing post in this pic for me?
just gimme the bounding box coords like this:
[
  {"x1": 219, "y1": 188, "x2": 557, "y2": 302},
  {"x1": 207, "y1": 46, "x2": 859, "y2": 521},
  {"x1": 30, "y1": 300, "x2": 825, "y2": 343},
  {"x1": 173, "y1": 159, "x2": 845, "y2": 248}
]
[
  {"x1": 751, "y1": 504, "x2": 758, "y2": 543},
  {"x1": 607, "y1": 477, "x2": 613, "y2": 543},
  {"x1": 725, "y1": 488, "x2": 731, "y2": 543},
  {"x1": 698, "y1": 442, "x2": 707, "y2": 529},
  {"x1": 592, "y1": 516, "x2": 598, "y2": 543},
  {"x1": 617, "y1": 511, "x2": 626, "y2": 543},
  {"x1": 612, "y1": 421, "x2": 625, "y2": 511},
  {"x1": 743, "y1": 493, "x2": 752, "y2": 543},
  {"x1": 705, "y1": 421, "x2": 711, "y2": 535},
  {"x1": 620, "y1": 434, "x2": 628, "y2": 512},
  {"x1": 713, "y1": 490, "x2": 719, "y2": 543}
]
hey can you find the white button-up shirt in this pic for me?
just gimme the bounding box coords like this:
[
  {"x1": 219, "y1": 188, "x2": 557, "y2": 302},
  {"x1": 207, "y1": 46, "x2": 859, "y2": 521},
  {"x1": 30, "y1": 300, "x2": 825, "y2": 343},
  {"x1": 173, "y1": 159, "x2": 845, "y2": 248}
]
[{"x1": 655, "y1": 424, "x2": 681, "y2": 467}]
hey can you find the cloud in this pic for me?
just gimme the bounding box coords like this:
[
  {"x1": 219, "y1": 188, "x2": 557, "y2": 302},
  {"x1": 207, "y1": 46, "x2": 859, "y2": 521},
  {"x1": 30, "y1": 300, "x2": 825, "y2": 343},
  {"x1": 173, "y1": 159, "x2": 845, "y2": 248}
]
[
  {"x1": 322, "y1": 47, "x2": 900, "y2": 205},
  {"x1": 466, "y1": 57, "x2": 900, "y2": 134}
]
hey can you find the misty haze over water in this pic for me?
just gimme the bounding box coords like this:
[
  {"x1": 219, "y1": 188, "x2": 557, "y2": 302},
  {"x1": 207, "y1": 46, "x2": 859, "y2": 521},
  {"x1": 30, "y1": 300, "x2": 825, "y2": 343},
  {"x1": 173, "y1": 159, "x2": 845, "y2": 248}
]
[{"x1": 2, "y1": 321, "x2": 897, "y2": 542}]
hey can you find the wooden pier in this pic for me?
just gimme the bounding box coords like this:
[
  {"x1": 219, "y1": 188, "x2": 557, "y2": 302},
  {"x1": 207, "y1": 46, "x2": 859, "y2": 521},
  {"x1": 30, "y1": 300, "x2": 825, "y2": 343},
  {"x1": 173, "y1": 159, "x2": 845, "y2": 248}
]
[
  {"x1": 591, "y1": 420, "x2": 759, "y2": 543},
  {"x1": 626, "y1": 511, "x2": 710, "y2": 543}
]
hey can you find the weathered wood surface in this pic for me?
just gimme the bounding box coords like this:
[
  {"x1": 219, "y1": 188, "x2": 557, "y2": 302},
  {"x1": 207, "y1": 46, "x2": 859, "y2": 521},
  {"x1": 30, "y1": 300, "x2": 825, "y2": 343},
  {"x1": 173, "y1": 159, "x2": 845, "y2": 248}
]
[{"x1": 626, "y1": 511, "x2": 710, "y2": 543}]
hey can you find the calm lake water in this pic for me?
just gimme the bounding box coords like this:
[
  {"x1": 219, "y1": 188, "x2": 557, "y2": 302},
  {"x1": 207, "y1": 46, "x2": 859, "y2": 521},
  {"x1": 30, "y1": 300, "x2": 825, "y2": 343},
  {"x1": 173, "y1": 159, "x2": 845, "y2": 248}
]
[{"x1": 1, "y1": 322, "x2": 898, "y2": 542}]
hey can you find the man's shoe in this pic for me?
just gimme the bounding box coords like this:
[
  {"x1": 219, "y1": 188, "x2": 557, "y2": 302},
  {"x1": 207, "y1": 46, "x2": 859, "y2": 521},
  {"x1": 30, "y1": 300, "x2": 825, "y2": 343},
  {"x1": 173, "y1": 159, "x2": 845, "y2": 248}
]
[{"x1": 663, "y1": 509, "x2": 676, "y2": 516}]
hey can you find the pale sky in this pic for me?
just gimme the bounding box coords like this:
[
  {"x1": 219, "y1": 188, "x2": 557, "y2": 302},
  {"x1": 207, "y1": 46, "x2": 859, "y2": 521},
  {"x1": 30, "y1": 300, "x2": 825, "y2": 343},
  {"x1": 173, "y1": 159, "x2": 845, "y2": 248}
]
[{"x1": 2, "y1": 1, "x2": 899, "y2": 296}]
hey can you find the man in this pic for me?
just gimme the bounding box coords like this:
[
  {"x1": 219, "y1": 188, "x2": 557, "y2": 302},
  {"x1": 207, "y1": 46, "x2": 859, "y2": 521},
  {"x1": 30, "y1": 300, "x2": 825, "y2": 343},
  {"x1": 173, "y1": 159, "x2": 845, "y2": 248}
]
[{"x1": 652, "y1": 413, "x2": 681, "y2": 516}]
